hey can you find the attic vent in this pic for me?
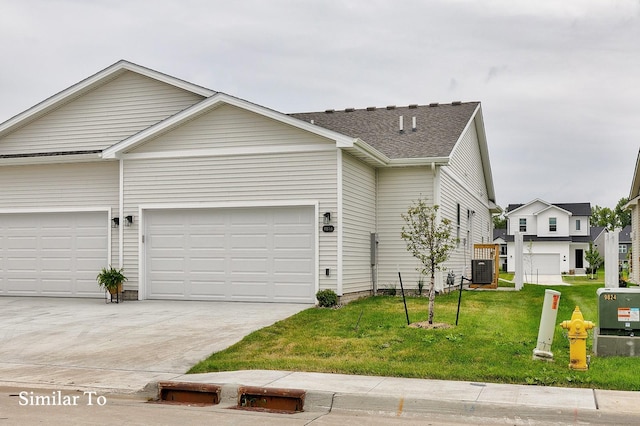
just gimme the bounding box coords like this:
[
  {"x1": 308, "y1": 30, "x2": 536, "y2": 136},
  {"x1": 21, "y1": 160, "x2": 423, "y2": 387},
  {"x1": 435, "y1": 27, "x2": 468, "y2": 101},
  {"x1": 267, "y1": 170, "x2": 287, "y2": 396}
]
[
  {"x1": 429, "y1": 103, "x2": 439, "y2": 107},
  {"x1": 325, "y1": 109, "x2": 335, "y2": 113},
  {"x1": 452, "y1": 101, "x2": 462, "y2": 106},
  {"x1": 386, "y1": 105, "x2": 396, "y2": 110},
  {"x1": 408, "y1": 104, "x2": 418, "y2": 109},
  {"x1": 366, "y1": 106, "x2": 376, "y2": 111},
  {"x1": 345, "y1": 108, "x2": 355, "y2": 112}
]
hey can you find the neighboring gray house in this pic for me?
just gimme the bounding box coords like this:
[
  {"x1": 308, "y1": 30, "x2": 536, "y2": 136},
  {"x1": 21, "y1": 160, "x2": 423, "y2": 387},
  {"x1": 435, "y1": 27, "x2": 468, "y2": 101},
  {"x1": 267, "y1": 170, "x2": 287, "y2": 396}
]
[
  {"x1": 592, "y1": 225, "x2": 631, "y2": 270},
  {"x1": 504, "y1": 200, "x2": 591, "y2": 274},
  {"x1": 0, "y1": 60, "x2": 499, "y2": 302}
]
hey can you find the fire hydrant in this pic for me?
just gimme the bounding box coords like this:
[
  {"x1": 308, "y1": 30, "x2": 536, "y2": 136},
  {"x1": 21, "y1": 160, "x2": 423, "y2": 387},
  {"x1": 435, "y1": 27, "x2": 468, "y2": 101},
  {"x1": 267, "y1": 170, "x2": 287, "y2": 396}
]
[{"x1": 560, "y1": 306, "x2": 595, "y2": 371}]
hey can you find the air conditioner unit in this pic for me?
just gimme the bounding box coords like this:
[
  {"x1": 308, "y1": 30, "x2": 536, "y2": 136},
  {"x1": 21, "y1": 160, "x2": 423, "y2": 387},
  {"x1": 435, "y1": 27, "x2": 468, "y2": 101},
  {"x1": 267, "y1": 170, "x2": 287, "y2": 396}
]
[{"x1": 472, "y1": 259, "x2": 493, "y2": 284}]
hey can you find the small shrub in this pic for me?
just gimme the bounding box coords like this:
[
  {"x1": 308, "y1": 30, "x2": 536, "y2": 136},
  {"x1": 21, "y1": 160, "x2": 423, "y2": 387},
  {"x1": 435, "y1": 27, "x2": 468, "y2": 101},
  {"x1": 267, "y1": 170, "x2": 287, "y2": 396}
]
[{"x1": 316, "y1": 289, "x2": 338, "y2": 307}]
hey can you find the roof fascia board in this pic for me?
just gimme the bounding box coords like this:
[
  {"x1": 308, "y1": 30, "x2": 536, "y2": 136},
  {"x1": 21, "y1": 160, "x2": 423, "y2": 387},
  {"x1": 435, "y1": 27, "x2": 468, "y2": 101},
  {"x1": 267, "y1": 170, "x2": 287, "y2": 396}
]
[
  {"x1": 387, "y1": 157, "x2": 449, "y2": 167},
  {"x1": 0, "y1": 152, "x2": 103, "y2": 166},
  {"x1": 629, "y1": 149, "x2": 640, "y2": 199},
  {"x1": 0, "y1": 60, "x2": 214, "y2": 137},
  {"x1": 351, "y1": 139, "x2": 389, "y2": 166},
  {"x1": 103, "y1": 93, "x2": 357, "y2": 158}
]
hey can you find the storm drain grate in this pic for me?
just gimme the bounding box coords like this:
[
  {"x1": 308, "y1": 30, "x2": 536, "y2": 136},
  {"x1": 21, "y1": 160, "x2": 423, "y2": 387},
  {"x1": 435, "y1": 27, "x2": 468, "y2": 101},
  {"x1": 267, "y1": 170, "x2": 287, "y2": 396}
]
[
  {"x1": 236, "y1": 386, "x2": 305, "y2": 413},
  {"x1": 157, "y1": 382, "x2": 221, "y2": 405}
]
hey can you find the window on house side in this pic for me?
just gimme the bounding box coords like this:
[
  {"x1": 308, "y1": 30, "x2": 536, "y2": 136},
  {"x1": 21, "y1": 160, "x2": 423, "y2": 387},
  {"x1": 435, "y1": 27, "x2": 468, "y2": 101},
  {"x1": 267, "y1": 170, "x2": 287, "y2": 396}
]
[
  {"x1": 519, "y1": 218, "x2": 526, "y2": 232},
  {"x1": 576, "y1": 219, "x2": 581, "y2": 231},
  {"x1": 620, "y1": 245, "x2": 627, "y2": 254},
  {"x1": 549, "y1": 217, "x2": 557, "y2": 232}
]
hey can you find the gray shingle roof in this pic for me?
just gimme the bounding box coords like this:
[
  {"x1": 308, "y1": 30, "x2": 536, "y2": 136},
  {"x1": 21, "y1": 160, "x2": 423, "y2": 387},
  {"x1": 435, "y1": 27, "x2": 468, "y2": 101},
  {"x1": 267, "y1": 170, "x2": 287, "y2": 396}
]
[{"x1": 289, "y1": 102, "x2": 479, "y2": 159}]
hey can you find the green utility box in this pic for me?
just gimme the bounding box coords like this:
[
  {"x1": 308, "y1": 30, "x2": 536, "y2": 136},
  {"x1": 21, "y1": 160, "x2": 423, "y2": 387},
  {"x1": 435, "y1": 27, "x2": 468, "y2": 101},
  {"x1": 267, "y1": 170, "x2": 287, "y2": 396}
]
[{"x1": 594, "y1": 287, "x2": 640, "y2": 357}]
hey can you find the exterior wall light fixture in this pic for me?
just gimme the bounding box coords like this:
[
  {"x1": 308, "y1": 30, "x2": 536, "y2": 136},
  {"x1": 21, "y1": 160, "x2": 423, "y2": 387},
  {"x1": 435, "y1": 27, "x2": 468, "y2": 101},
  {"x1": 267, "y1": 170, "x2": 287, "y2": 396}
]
[
  {"x1": 112, "y1": 217, "x2": 119, "y2": 228},
  {"x1": 124, "y1": 215, "x2": 134, "y2": 227}
]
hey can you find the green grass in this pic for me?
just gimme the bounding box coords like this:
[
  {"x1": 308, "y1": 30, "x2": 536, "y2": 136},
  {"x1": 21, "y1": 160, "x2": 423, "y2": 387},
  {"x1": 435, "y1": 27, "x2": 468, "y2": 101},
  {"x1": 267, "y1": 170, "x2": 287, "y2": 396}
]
[{"x1": 189, "y1": 281, "x2": 640, "y2": 391}]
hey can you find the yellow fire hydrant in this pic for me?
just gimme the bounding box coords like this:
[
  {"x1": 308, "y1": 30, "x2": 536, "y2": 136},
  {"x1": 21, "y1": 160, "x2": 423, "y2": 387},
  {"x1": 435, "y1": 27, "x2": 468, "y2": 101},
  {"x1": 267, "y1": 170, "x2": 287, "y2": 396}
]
[{"x1": 560, "y1": 306, "x2": 594, "y2": 371}]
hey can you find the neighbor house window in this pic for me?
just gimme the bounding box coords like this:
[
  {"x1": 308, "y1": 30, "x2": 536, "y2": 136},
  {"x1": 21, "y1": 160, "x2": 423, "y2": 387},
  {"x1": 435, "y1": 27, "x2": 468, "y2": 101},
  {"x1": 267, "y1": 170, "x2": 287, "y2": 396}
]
[
  {"x1": 519, "y1": 218, "x2": 527, "y2": 232},
  {"x1": 576, "y1": 219, "x2": 581, "y2": 231},
  {"x1": 620, "y1": 245, "x2": 627, "y2": 254},
  {"x1": 549, "y1": 217, "x2": 557, "y2": 232}
]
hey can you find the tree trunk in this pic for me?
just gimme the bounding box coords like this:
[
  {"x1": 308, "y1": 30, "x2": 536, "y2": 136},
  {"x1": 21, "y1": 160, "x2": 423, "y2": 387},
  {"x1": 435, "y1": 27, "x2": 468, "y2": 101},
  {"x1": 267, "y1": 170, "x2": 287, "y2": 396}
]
[{"x1": 428, "y1": 271, "x2": 436, "y2": 324}]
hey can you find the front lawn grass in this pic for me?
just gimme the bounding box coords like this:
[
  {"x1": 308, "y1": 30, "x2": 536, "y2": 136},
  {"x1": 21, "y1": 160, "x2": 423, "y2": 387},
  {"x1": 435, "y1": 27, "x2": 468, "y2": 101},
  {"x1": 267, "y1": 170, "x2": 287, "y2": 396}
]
[{"x1": 189, "y1": 282, "x2": 640, "y2": 391}]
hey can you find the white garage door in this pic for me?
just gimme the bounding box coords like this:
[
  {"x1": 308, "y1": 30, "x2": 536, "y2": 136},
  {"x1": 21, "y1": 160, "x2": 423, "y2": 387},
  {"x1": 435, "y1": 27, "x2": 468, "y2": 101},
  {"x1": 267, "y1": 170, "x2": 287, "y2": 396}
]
[
  {"x1": 0, "y1": 211, "x2": 108, "y2": 297},
  {"x1": 145, "y1": 206, "x2": 316, "y2": 303},
  {"x1": 527, "y1": 254, "x2": 561, "y2": 275}
]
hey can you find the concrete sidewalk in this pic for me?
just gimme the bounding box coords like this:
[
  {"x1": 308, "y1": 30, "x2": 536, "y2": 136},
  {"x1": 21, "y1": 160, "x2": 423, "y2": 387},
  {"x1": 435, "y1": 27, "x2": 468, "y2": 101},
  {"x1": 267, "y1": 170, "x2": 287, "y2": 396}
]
[{"x1": 164, "y1": 370, "x2": 640, "y2": 422}]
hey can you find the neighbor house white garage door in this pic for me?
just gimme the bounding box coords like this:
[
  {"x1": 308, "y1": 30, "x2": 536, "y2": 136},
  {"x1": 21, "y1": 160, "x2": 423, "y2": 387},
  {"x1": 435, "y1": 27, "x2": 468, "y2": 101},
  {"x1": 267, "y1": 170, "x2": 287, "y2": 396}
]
[
  {"x1": 145, "y1": 206, "x2": 316, "y2": 303},
  {"x1": 527, "y1": 253, "x2": 561, "y2": 275},
  {"x1": 0, "y1": 211, "x2": 108, "y2": 297}
]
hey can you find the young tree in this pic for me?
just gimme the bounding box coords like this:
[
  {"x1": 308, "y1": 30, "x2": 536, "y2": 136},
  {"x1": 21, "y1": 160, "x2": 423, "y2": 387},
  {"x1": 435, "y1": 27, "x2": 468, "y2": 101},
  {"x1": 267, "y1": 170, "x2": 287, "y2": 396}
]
[
  {"x1": 584, "y1": 241, "x2": 603, "y2": 280},
  {"x1": 401, "y1": 199, "x2": 456, "y2": 324}
]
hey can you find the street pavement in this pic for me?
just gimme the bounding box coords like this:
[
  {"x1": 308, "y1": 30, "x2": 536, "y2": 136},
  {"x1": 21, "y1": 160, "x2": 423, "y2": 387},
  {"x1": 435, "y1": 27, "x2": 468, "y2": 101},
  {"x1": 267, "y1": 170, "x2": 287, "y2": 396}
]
[{"x1": 1, "y1": 296, "x2": 639, "y2": 424}]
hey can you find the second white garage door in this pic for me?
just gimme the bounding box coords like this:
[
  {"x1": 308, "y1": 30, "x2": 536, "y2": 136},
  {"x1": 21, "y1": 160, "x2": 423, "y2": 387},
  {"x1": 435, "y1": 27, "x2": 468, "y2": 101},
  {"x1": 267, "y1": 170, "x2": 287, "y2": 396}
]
[
  {"x1": 527, "y1": 253, "x2": 561, "y2": 275},
  {"x1": 145, "y1": 206, "x2": 316, "y2": 303}
]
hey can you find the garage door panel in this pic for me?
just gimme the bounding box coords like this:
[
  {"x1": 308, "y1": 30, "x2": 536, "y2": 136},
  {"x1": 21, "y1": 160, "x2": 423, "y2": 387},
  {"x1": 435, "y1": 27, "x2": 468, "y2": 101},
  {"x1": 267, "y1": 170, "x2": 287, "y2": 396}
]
[
  {"x1": 146, "y1": 206, "x2": 315, "y2": 302},
  {"x1": 0, "y1": 212, "x2": 108, "y2": 298}
]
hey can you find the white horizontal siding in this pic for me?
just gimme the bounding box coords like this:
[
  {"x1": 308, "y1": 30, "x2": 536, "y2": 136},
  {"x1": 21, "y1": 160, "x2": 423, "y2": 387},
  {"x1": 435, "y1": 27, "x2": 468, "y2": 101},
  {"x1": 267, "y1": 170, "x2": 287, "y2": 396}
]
[
  {"x1": 376, "y1": 167, "x2": 433, "y2": 290},
  {"x1": 0, "y1": 71, "x2": 204, "y2": 155},
  {"x1": 341, "y1": 152, "x2": 376, "y2": 294},
  {"x1": 132, "y1": 104, "x2": 330, "y2": 152},
  {"x1": 0, "y1": 162, "x2": 120, "y2": 266},
  {"x1": 438, "y1": 119, "x2": 493, "y2": 282},
  {"x1": 122, "y1": 151, "x2": 338, "y2": 293}
]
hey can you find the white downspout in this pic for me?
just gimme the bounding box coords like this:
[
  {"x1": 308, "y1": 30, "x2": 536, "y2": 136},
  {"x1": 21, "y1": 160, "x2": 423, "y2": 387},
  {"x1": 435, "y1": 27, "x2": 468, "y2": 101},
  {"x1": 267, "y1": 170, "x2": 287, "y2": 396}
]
[
  {"x1": 337, "y1": 149, "x2": 343, "y2": 296},
  {"x1": 118, "y1": 158, "x2": 124, "y2": 268}
]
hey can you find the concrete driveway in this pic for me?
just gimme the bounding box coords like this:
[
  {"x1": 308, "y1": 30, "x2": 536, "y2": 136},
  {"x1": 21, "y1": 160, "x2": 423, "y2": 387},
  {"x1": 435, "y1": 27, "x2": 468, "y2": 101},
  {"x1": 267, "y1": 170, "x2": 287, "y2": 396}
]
[{"x1": 0, "y1": 297, "x2": 310, "y2": 393}]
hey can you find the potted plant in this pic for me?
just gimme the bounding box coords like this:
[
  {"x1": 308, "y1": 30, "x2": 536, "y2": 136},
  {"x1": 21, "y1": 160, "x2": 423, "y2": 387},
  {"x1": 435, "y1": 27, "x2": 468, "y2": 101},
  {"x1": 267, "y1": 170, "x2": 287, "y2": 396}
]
[{"x1": 96, "y1": 266, "x2": 127, "y2": 295}]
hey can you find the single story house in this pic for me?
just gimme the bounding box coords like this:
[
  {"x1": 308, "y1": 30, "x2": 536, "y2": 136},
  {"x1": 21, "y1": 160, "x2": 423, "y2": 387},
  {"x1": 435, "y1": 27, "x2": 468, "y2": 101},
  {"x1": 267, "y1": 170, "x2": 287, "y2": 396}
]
[
  {"x1": 0, "y1": 60, "x2": 499, "y2": 303},
  {"x1": 504, "y1": 199, "x2": 592, "y2": 275}
]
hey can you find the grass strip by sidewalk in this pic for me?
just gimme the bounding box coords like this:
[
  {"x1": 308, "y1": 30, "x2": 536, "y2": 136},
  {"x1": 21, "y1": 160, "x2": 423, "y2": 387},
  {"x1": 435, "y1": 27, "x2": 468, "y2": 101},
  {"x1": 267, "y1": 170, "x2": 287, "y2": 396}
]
[{"x1": 189, "y1": 282, "x2": 640, "y2": 391}]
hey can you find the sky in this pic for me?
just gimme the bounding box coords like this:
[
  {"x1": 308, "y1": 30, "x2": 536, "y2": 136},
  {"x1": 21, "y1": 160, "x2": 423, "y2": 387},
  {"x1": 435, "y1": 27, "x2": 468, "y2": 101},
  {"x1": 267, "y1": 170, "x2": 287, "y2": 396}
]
[{"x1": 1, "y1": 0, "x2": 638, "y2": 210}]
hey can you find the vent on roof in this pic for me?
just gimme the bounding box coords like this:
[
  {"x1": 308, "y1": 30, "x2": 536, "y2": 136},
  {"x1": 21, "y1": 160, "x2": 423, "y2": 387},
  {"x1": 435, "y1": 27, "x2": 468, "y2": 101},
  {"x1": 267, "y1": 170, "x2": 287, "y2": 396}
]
[
  {"x1": 310, "y1": 119, "x2": 314, "y2": 125},
  {"x1": 429, "y1": 103, "x2": 439, "y2": 107},
  {"x1": 408, "y1": 104, "x2": 418, "y2": 109},
  {"x1": 412, "y1": 116, "x2": 417, "y2": 132},
  {"x1": 399, "y1": 116, "x2": 404, "y2": 133},
  {"x1": 345, "y1": 108, "x2": 355, "y2": 112},
  {"x1": 325, "y1": 109, "x2": 335, "y2": 113},
  {"x1": 452, "y1": 101, "x2": 462, "y2": 106},
  {"x1": 366, "y1": 106, "x2": 376, "y2": 111},
  {"x1": 386, "y1": 105, "x2": 396, "y2": 110}
]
